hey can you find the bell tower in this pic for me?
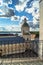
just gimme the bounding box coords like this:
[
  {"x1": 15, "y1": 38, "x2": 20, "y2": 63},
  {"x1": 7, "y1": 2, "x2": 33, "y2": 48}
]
[{"x1": 21, "y1": 18, "x2": 30, "y2": 40}]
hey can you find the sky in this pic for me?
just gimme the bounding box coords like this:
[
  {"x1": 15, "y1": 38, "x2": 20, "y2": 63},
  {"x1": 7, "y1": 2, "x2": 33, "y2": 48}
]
[{"x1": 0, "y1": 0, "x2": 39, "y2": 31}]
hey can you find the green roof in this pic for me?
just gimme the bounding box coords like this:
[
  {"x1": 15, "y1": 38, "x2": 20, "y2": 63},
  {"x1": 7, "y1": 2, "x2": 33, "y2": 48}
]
[{"x1": 22, "y1": 22, "x2": 29, "y2": 27}]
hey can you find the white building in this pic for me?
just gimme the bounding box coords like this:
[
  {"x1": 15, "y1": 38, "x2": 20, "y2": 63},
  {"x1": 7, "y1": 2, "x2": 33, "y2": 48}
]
[{"x1": 21, "y1": 18, "x2": 31, "y2": 41}]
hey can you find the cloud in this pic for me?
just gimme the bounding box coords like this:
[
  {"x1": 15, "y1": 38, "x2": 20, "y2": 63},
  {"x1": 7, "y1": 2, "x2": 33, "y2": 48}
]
[
  {"x1": 0, "y1": 22, "x2": 39, "y2": 32},
  {"x1": 32, "y1": 17, "x2": 38, "y2": 24},
  {"x1": 15, "y1": 0, "x2": 29, "y2": 12},
  {"x1": 0, "y1": 5, "x2": 14, "y2": 17},
  {"x1": 0, "y1": 25, "x2": 21, "y2": 31},
  {"x1": 0, "y1": 27, "x2": 4, "y2": 31},
  {"x1": 25, "y1": 1, "x2": 39, "y2": 13},
  {"x1": 30, "y1": 27, "x2": 39, "y2": 31},
  {"x1": 0, "y1": 9, "x2": 5, "y2": 15},
  {"x1": 3, "y1": 0, "x2": 12, "y2": 5},
  {"x1": 0, "y1": 0, "x2": 12, "y2": 6},
  {"x1": 25, "y1": 7, "x2": 34, "y2": 13},
  {"x1": 0, "y1": 0, "x2": 3, "y2": 6},
  {"x1": 19, "y1": 0, "x2": 26, "y2": 3},
  {"x1": 25, "y1": 0, "x2": 39, "y2": 24},
  {"x1": 11, "y1": 15, "x2": 20, "y2": 21}
]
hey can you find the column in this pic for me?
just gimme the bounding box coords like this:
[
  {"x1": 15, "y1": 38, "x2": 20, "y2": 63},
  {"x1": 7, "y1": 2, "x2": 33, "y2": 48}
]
[{"x1": 39, "y1": 0, "x2": 43, "y2": 59}]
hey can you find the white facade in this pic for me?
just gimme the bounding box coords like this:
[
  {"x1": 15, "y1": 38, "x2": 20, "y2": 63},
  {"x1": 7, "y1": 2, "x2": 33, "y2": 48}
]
[
  {"x1": 21, "y1": 18, "x2": 31, "y2": 41},
  {"x1": 39, "y1": 0, "x2": 43, "y2": 59}
]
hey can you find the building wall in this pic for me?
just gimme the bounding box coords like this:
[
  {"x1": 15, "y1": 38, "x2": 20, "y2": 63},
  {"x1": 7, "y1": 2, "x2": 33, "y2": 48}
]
[
  {"x1": 21, "y1": 26, "x2": 30, "y2": 40},
  {"x1": 30, "y1": 34, "x2": 36, "y2": 40},
  {"x1": 23, "y1": 35, "x2": 31, "y2": 40},
  {"x1": 40, "y1": 0, "x2": 43, "y2": 40},
  {"x1": 39, "y1": 0, "x2": 43, "y2": 59},
  {"x1": 21, "y1": 27, "x2": 29, "y2": 35}
]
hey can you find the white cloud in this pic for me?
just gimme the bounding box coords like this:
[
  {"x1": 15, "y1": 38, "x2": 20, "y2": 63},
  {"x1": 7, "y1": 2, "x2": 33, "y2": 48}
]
[
  {"x1": 25, "y1": 0, "x2": 39, "y2": 24},
  {"x1": 0, "y1": 5, "x2": 14, "y2": 17},
  {"x1": 33, "y1": 1, "x2": 39, "y2": 8},
  {"x1": 0, "y1": 25, "x2": 21, "y2": 31},
  {"x1": 15, "y1": 0, "x2": 29, "y2": 12},
  {"x1": 3, "y1": 0, "x2": 12, "y2": 5},
  {"x1": 33, "y1": 17, "x2": 38, "y2": 24},
  {"x1": 25, "y1": 7, "x2": 34, "y2": 13},
  {"x1": 25, "y1": 1, "x2": 39, "y2": 13},
  {"x1": 19, "y1": 0, "x2": 25, "y2": 3},
  {"x1": 0, "y1": 0, "x2": 12, "y2": 7},
  {"x1": 0, "y1": 0, "x2": 3, "y2": 6},
  {"x1": 15, "y1": 5, "x2": 24, "y2": 12},
  {"x1": 0, "y1": 8, "x2": 7, "y2": 15},
  {"x1": 0, "y1": 24, "x2": 39, "y2": 32},
  {"x1": 11, "y1": 15, "x2": 20, "y2": 21},
  {"x1": 0, "y1": 9, "x2": 4, "y2": 14},
  {"x1": 30, "y1": 27, "x2": 39, "y2": 31},
  {"x1": 6, "y1": 25, "x2": 21, "y2": 31},
  {"x1": 32, "y1": 11, "x2": 39, "y2": 20}
]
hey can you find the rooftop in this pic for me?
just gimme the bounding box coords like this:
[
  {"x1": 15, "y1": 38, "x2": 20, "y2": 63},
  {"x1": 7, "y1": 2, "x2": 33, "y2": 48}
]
[{"x1": 0, "y1": 36, "x2": 25, "y2": 45}]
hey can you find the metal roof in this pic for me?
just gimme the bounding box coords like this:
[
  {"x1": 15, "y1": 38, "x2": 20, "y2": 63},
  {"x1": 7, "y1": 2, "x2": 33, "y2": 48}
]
[{"x1": 0, "y1": 36, "x2": 25, "y2": 45}]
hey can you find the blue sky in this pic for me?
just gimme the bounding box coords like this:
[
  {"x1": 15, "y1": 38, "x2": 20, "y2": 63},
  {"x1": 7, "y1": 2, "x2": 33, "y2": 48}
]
[{"x1": 0, "y1": 0, "x2": 39, "y2": 31}]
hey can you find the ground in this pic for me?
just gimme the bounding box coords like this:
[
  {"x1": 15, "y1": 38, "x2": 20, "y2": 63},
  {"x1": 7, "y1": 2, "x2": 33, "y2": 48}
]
[
  {"x1": 0, "y1": 61, "x2": 43, "y2": 65},
  {"x1": 4, "y1": 62, "x2": 43, "y2": 65}
]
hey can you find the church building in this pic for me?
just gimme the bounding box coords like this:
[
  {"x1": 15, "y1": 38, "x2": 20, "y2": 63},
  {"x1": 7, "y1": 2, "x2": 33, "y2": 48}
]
[{"x1": 21, "y1": 18, "x2": 31, "y2": 41}]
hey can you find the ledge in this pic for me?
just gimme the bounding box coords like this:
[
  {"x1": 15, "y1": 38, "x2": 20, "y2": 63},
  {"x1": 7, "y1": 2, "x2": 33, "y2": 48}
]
[{"x1": 0, "y1": 57, "x2": 43, "y2": 63}]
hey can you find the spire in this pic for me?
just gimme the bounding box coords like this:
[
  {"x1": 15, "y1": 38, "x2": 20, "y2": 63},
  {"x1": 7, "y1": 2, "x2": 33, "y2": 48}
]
[{"x1": 24, "y1": 18, "x2": 27, "y2": 23}]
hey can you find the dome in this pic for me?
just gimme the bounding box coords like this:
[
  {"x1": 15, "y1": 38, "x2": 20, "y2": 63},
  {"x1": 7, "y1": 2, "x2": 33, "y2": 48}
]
[
  {"x1": 22, "y1": 18, "x2": 29, "y2": 27},
  {"x1": 22, "y1": 21, "x2": 29, "y2": 27}
]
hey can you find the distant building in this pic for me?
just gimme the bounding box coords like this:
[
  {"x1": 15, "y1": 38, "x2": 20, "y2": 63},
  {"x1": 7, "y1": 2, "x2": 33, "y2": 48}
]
[
  {"x1": 21, "y1": 18, "x2": 31, "y2": 41},
  {"x1": 21, "y1": 18, "x2": 36, "y2": 40}
]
